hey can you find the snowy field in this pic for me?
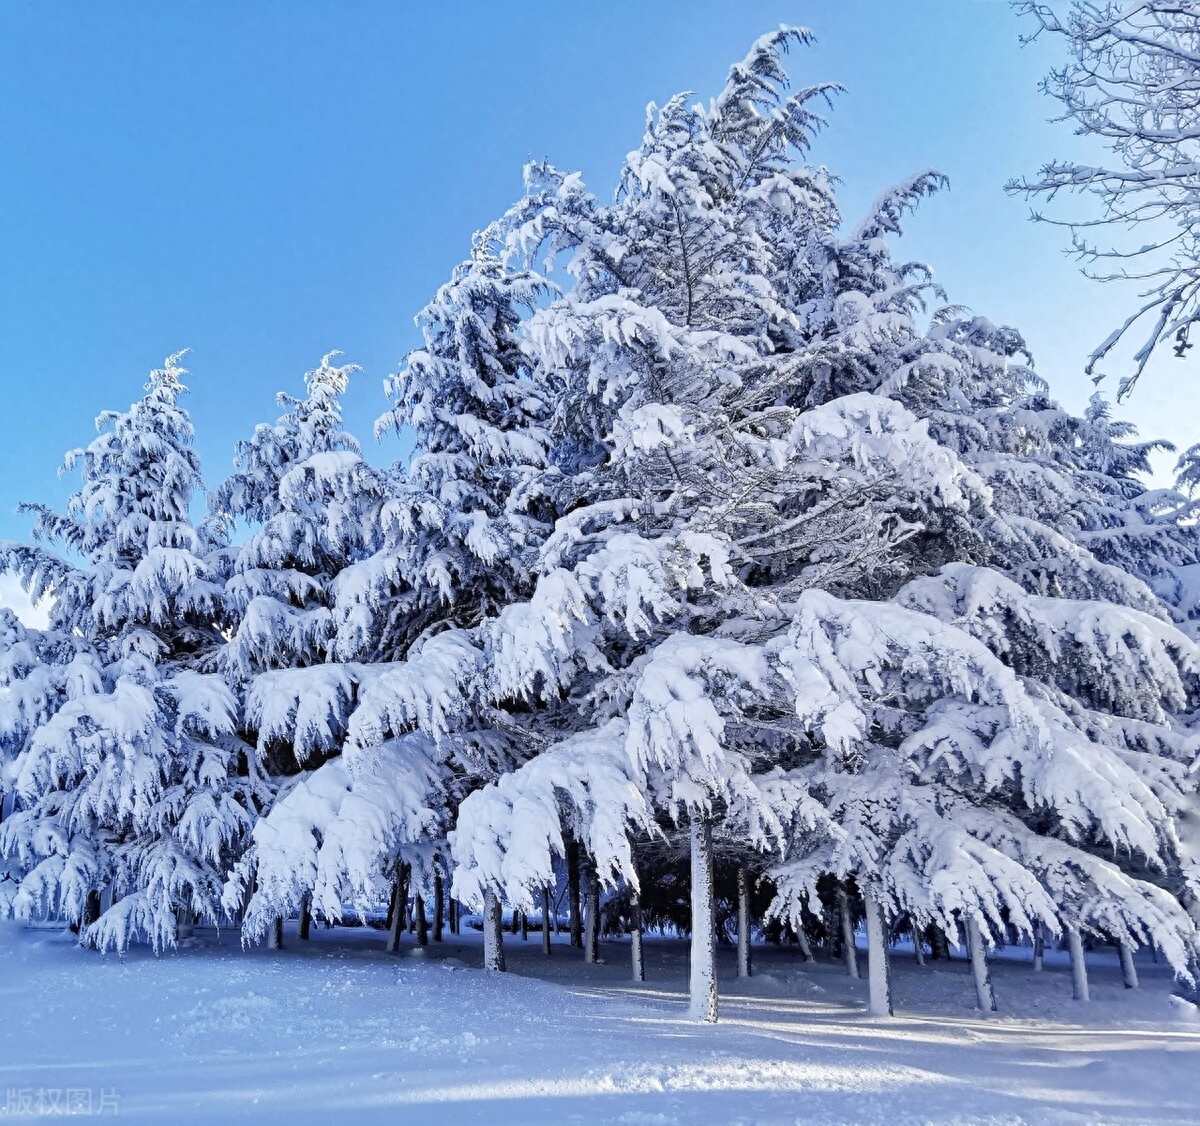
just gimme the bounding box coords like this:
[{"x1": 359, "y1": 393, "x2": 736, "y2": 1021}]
[{"x1": 2, "y1": 922, "x2": 1199, "y2": 1125}]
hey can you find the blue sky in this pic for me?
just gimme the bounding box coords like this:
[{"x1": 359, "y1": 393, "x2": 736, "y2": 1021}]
[{"x1": 0, "y1": 1, "x2": 1191, "y2": 619}]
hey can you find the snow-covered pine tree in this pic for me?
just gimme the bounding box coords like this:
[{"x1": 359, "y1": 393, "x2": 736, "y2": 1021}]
[
  {"x1": 365, "y1": 223, "x2": 555, "y2": 648},
  {"x1": 0, "y1": 609, "x2": 101, "y2": 914},
  {"x1": 208, "y1": 353, "x2": 410, "y2": 940},
  {"x1": 871, "y1": 317, "x2": 1200, "y2": 986},
  {"x1": 741, "y1": 250, "x2": 1200, "y2": 1008},
  {"x1": 0, "y1": 354, "x2": 260, "y2": 951},
  {"x1": 452, "y1": 28, "x2": 1200, "y2": 1020},
  {"x1": 892, "y1": 317, "x2": 1200, "y2": 637},
  {"x1": 345, "y1": 231, "x2": 560, "y2": 966},
  {"x1": 232, "y1": 235, "x2": 559, "y2": 951},
  {"x1": 210, "y1": 352, "x2": 380, "y2": 685},
  {"x1": 451, "y1": 30, "x2": 996, "y2": 1020}
]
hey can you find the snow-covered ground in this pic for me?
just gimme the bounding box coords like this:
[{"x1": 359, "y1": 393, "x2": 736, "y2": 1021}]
[{"x1": 2, "y1": 920, "x2": 1198, "y2": 1124}]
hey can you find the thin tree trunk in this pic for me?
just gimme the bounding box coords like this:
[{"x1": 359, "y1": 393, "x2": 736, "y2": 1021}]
[
  {"x1": 824, "y1": 901, "x2": 840, "y2": 960},
  {"x1": 966, "y1": 915, "x2": 997, "y2": 1011},
  {"x1": 235, "y1": 872, "x2": 255, "y2": 931},
  {"x1": 449, "y1": 898, "x2": 458, "y2": 936},
  {"x1": 930, "y1": 925, "x2": 951, "y2": 961},
  {"x1": 688, "y1": 813, "x2": 718, "y2": 1023},
  {"x1": 270, "y1": 915, "x2": 284, "y2": 951},
  {"x1": 838, "y1": 888, "x2": 860, "y2": 979},
  {"x1": 1118, "y1": 940, "x2": 1139, "y2": 989},
  {"x1": 796, "y1": 917, "x2": 815, "y2": 963},
  {"x1": 567, "y1": 839, "x2": 583, "y2": 949},
  {"x1": 298, "y1": 893, "x2": 311, "y2": 941},
  {"x1": 864, "y1": 893, "x2": 893, "y2": 1017},
  {"x1": 911, "y1": 922, "x2": 925, "y2": 967},
  {"x1": 1033, "y1": 923, "x2": 1045, "y2": 971},
  {"x1": 483, "y1": 887, "x2": 506, "y2": 972},
  {"x1": 415, "y1": 893, "x2": 428, "y2": 946},
  {"x1": 631, "y1": 887, "x2": 645, "y2": 982},
  {"x1": 385, "y1": 878, "x2": 398, "y2": 932},
  {"x1": 82, "y1": 890, "x2": 102, "y2": 928},
  {"x1": 385, "y1": 867, "x2": 408, "y2": 955},
  {"x1": 521, "y1": 910, "x2": 529, "y2": 941},
  {"x1": 541, "y1": 885, "x2": 552, "y2": 956},
  {"x1": 433, "y1": 872, "x2": 444, "y2": 942},
  {"x1": 584, "y1": 861, "x2": 601, "y2": 963},
  {"x1": 736, "y1": 867, "x2": 752, "y2": 979},
  {"x1": 174, "y1": 906, "x2": 193, "y2": 942},
  {"x1": 1067, "y1": 926, "x2": 1090, "y2": 1001}
]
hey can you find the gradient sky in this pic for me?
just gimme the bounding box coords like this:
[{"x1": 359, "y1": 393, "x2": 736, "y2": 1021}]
[{"x1": 0, "y1": 1, "x2": 1192, "y2": 620}]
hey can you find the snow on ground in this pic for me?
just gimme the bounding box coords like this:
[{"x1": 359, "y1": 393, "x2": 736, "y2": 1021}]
[{"x1": 1, "y1": 921, "x2": 1198, "y2": 1124}]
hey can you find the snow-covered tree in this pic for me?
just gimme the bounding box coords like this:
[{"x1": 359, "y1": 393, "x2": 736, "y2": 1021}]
[
  {"x1": 1009, "y1": 0, "x2": 1200, "y2": 394},
  {"x1": 230, "y1": 237, "x2": 559, "y2": 949},
  {"x1": 361, "y1": 224, "x2": 555, "y2": 655},
  {"x1": 0, "y1": 354, "x2": 259, "y2": 951},
  {"x1": 449, "y1": 30, "x2": 991, "y2": 1019},
  {"x1": 449, "y1": 27, "x2": 1200, "y2": 1020},
  {"x1": 0, "y1": 610, "x2": 100, "y2": 912},
  {"x1": 208, "y1": 353, "x2": 407, "y2": 941},
  {"x1": 210, "y1": 352, "x2": 383, "y2": 684}
]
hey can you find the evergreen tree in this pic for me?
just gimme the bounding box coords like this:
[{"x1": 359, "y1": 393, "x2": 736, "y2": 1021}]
[
  {"x1": 0, "y1": 354, "x2": 257, "y2": 950},
  {"x1": 231, "y1": 237, "x2": 558, "y2": 945},
  {"x1": 450, "y1": 29, "x2": 1200, "y2": 1020},
  {"x1": 0, "y1": 609, "x2": 99, "y2": 914},
  {"x1": 208, "y1": 353, "x2": 404, "y2": 939}
]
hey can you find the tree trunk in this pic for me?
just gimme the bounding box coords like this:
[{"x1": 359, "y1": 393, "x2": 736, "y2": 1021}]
[
  {"x1": 1118, "y1": 940, "x2": 1139, "y2": 989},
  {"x1": 270, "y1": 915, "x2": 284, "y2": 951},
  {"x1": 483, "y1": 887, "x2": 506, "y2": 972},
  {"x1": 386, "y1": 877, "x2": 398, "y2": 933},
  {"x1": 736, "y1": 867, "x2": 752, "y2": 979},
  {"x1": 567, "y1": 839, "x2": 583, "y2": 949},
  {"x1": 911, "y1": 922, "x2": 925, "y2": 967},
  {"x1": 385, "y1": 868, "x2": 408, "y2": 954},
  {"x1": 541, "y1": 885, "x2": 552, "y2": 956},
  {"x1": 838, "y1": 888, "x2": 859, "y2": 979},
  {"x1": 1033, "y1": 923, "x2": 1045, "y2": 971},
  {"x1": 583, "y1": 861, "x2": 601, "y2": 963},
  {"x1": 433, "y1": 872, "x2": 444, "y2": 942},
  {"x1": 688, "y1": 814, "x2": 718, "y2": 1023},
  {"x1": 824, "y1": 901, "x2": 840, "y2": 959},
  {"x1": 298, "y1": 893, "x2": 311, "y2": 941},
  {"x1": 82, "y1": 890, "x2": 102, "y2": 928},
  {"x1": 966, "y1": 915, "x2": 997, "y2": 1011},
  {"x1": 930, "y1": 925, "x2": 951, "y2": 961},
  {"x1": 415, "y1": 893, "x2": 428, "y2": 946},
  {"x1": 631, "y1": 887, "x2": 645, "y2": 982},
  {"x1": 448, "y1": 897, "x2": 458, "y2": 936},
  {"x1": 864, "y1": 893, "x2": 893, "y2": 1017},
  {"x1": 1067, "y1": 926, "x2": 1089, "y2": 1001},
  {"x1": 521, "y1": 909, "x2": 529, "y2": 941},
  {"x1": 174, "y1": 906, "x2": 194, "y2": 942},
  {"x1": 796, "y1": 917, "x2": 815, "y2": 963}
]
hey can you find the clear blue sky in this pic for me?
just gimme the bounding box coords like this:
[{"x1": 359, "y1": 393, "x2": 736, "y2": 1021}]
[{"x1": 0, "y1": 1, "x2": 1190, "y2": 600}]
